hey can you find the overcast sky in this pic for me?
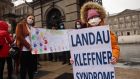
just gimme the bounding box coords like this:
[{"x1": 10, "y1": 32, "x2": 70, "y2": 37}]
[
  {"x1": 13, "y1": 0, "x2": 32, "y2": 6},
  {"x1": 102, "y1": 0, "x2": 140, "y2": 14},
  {"x1": 13, "y1": 0, "x2": 140, "y2": 14}
]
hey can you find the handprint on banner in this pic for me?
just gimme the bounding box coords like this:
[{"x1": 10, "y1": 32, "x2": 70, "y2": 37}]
[
  {"x1": 32, "y1": 35, "x2": 36, "y2": 40},
  {"x1": 44, "y1": 40, "x2": 48, "y2": 44},
  {"x1": 34, "y1": 43, "x2": 37, "y2": 48},
  {"x1": 40, "y1": 32, "x2": 44, "y2": 38},
  {"x1": 39, "y1": 48, "x2": 43, "y2": 53},
  {"x1": 36, "y1": 29, "x2": 40, "y2": 35},
  {"x1": 40, "y1": 43, "x2": 43, "y2": 47},
  {"x1": 31, "y1": 27, "x2": 69, "y2": 54},
  {"x1": 44, "y1": 45, "x2": 47, "y2": 51}
]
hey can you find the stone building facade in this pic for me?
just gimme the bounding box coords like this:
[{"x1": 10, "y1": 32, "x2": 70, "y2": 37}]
[
  {"x1": 14, "y1": 3, "x2": 33, "y2": 22},
  {"x1": 108, "y1": 9, "x2": 140, "y2": 62},
  {"x1": 108, "y1": 9, "x2": 140, "y2": 36},
  {"x1": 0, "y1": 0, "x2": 14, "y2": 20},
  {"x1": 31, "y1": 0, "x2": 94, "y2": 29}
]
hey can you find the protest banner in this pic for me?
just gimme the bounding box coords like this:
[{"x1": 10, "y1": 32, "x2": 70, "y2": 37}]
[
  {"x1": 68, "y1": 25, "x2": 115, "y2": 79},
  {"x1": 31, "y1": 27, "x2": 69, "y2": 54}
]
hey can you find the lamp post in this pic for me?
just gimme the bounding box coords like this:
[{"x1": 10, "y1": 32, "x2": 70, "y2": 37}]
[{"x1": 93, "y1": 0, "x2": 102, "y2": 5}]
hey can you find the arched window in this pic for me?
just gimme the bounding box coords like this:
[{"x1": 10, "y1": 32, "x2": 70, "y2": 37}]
[{"x1": 46, "y1": 8, "x2": 62, "y2": 29}]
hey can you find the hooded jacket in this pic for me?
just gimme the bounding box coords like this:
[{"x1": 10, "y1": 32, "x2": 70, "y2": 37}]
[
  {"x1": 80, "y1": 2, "x2": 120, "y2": 60},
  {"x1": 0, "y1": 21, "x2": 13, "y2": 57}
]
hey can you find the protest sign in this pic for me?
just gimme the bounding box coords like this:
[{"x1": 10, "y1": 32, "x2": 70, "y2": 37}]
[
  {"x1": 68, "y1": 25, "x2": 115, "y2": 79},
  {"x1": 31, "y1": 27, "x2": 69, "y2": 54}
]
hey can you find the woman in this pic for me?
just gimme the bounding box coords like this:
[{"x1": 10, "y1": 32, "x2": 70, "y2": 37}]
[
  {"x1": 0, "y1": 21, "x2": 13, "y2": 79},
  {"x1": 70, "y1": 2, "x2": 120, "y2": 64},
  {"x1": 15, "y1": 14, "x2": 35, "y2": 79},
  {"x1": 75, "y1": 20, "x2": 82, "y2": 29}
]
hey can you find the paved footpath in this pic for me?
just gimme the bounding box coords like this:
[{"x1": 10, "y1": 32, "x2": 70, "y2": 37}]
[{"x1": 3, "y1": 61, "x2": 140, "y2": 79}]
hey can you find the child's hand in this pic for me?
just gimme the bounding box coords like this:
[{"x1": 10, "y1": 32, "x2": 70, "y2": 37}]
[
  {"x1": 110, "y1": 57, "x2": 117, "y2": 64},
  {"x1": 70, "y1": 58, "x2": 74, "y2": 64}
]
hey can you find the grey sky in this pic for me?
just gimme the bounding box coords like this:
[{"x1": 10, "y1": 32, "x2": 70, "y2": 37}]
[
  {"x1": 102, "y1": 0, "x2": 140, "y2": 14},
  {"x1": 13, "y1": 0, "x2": 32, "y2": 6}
]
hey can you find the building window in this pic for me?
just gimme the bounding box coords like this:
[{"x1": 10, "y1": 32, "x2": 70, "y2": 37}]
[
  {"x1": 114, "y1": 18, "x2": 118, "y2": 23},
  {"x1": 113, "y1": 24, "x2": 118, "y2": 29},
  {"x1": 127, "y1": 32, "x2": 130, "y2": 35},
  {"x1": 132, "y1": 15, "x2": 138, "y2": 21},
  {"x1": 46, "y1": 8, "x2": 62, "y2": 29},
  {"x1": 120, "y1": 23, "x2": 125, "y2": 28},
  {"x1": 119, "y1": 17, "x2": 124, "y2": 23},
  {"x1": 134, "y1": 30, "x2": 136, "y2": 35},
  {"x1": 125, "y1": 16, "x2": 131, "y2": 22},
  {"x1": 126, "y1": 23, "x2": 131, "y2": 28},
  {"x1": 132, "y1": 21, "x2": 138, "y2": 28}
]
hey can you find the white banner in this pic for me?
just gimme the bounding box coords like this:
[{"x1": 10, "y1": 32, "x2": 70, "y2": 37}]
[
  {"x1": 68, "y1": 25, "x2": 115, "y2": 79},
  {"x1": 31, "y1": 27, "x2": 69, "y2": 54}
]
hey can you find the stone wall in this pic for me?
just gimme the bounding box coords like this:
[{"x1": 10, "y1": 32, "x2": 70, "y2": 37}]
[{"x1": 119, "y1": 43, "x2": 140, "y2": 62}]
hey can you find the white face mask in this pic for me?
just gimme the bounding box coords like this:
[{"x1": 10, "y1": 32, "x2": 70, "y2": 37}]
[
  {"x1": 76, "y1": 24, "x2": 81, "y2": 29},
  {"x1": 27, "y1": 18, "x2": 33, "y2": 25},
  {"x1": 88, "y1": 17, "x2": 101, "y2": 26},
  {"x1": 76, "y1": 22, "x2": 81, "y2": 29}
]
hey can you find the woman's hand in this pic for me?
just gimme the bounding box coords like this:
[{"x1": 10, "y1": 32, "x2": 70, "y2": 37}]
[
  {"x1": 70, "y1": 58, "x2": 74, "y2": 64},
  {"x1": 110, "y1": 57, "x2": 117, "y2": 64}
]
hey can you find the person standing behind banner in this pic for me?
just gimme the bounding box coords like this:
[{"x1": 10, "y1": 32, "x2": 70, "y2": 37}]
[
  {"x1": 75, "y1": 20, "x2": 82, "y2": 29},
  {"x1": 51, "y1": 25, "x2": 60, "y2": 62},
  {"x1": 70, "y1": 2, "x2": 120, "y2": 64},
  {"x1": 15, "y1": 14, "x2": 35, "y2": 79},
  {"x1": 0, "y1": 21, "x2": 13, "y2": 79},
  {"x1": 58, "y1": 23, "x2": 71, "y2": 65}
]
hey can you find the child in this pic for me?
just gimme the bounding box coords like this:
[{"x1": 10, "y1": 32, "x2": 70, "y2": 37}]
[{"x1": 70, "y1": 2, "x2": 120, "y2": 64}]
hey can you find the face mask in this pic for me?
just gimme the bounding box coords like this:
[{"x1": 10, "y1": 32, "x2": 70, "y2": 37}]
[
  {"x1": 76, "y1": 24, "x2": 81, "y2": 29},
  {"x1": 76, "y1": 22, "x2": 81, "y2": 29},
  {"x1": 88, "y1": 17, "x2": 101, "y2": 26},
  {"x1": 27, "y1": 18, "x2": 33, "y2": 25}
]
